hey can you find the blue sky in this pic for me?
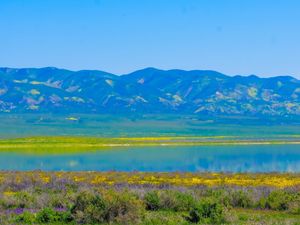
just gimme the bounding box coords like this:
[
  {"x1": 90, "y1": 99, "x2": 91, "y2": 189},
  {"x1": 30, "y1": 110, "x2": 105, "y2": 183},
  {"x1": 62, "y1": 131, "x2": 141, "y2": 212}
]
[{"x1": 0, "y1": 0, "x2": 300, "y2": 78}]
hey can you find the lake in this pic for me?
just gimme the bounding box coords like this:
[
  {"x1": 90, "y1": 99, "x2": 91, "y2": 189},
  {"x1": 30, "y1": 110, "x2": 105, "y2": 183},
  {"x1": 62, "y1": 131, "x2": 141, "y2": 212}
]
[{"x1": 1, "y1": 144, "x2": 300, "y2": 172}]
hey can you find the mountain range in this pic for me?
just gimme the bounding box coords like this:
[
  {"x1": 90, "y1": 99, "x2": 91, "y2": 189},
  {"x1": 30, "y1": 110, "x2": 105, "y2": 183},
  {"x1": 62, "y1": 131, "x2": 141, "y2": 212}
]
[{"x1": 0, "y1": 67, "x2": 300, "y2": 116}]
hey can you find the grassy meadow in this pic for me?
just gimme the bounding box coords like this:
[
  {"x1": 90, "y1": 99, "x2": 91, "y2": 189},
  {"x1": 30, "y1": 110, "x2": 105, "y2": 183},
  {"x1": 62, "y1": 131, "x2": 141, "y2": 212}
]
[
  {"x1": 1, "y1": 113, "x2": 300, "y2": 139},
  {"x1": 1, "y1": 136, "x2": 300, "y2": 155},
  {"x1": 0, "y1": 114, "x2": 300, "y2": 154}
]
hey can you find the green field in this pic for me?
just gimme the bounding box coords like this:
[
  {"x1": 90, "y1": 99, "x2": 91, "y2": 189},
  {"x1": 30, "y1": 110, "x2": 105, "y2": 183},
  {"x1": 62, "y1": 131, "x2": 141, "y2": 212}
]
[
  {"x1": 1, "y1": 136, "x2": 300, "y2": 155},
  {"x1": 1, "y1": 114, "x2": 300, "y2": 139},
  {"x1": 0, "y1": 114, "x2": 299, "y2": 154}
]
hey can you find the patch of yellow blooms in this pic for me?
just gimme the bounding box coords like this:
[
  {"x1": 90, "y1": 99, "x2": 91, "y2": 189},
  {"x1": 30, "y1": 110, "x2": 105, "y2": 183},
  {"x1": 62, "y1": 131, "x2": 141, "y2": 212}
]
[
  {"x1": 1, "y1": 172, "x2": 300, "y2": 188},
  {"x1": 40, "y1": 174, "x2": 51, "y2": 184},
  {"x1": 3, "y1": 191, "x2": 16, "y2": 196}
]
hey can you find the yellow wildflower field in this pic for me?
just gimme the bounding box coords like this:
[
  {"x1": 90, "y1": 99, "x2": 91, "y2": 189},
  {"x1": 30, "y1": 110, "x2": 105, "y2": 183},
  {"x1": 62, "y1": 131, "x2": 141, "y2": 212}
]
[{"x1": 1, "y1": 171, "x2": 300, "y2": 188}]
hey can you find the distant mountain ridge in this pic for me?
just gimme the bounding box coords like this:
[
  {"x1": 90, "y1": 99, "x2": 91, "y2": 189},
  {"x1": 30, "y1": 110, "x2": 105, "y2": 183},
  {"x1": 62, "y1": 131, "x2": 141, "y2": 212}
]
[{"x1": 0, "y1": 67, "x2": 300, "y2": 116}]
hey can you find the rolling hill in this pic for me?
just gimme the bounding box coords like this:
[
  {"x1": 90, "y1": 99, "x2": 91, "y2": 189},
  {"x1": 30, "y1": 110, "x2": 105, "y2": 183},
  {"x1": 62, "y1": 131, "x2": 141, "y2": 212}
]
[{"x1": 0, "y1": 67, "x2": 300, "y2": 116}]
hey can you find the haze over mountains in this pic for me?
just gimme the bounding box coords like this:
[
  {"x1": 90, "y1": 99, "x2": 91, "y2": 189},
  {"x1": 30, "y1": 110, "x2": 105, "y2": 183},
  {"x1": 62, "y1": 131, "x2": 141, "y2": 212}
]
[{"x1": 0, "y1": 67, "x2": 300, "y2": 116}]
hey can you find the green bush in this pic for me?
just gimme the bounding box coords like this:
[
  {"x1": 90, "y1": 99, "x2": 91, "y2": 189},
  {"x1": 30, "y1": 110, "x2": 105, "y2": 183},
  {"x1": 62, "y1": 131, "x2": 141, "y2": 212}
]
[
  {"x1": 259, "y1": 191, "x2": 300, "y2": 212},
  {"x1": 288, "y1": 200, "x2": 300, "y2": 214},
  {"x1": 0, "y1": 191, "x2": 36, "y2": 210},
  {"x1": 104, "y1": 190, "x2": 144, "y2": 224},
  {"x1": 71, "y1": 190, "x2": 144, "y2": 224},
  {"x1": 202, "y1": 189, "x2": 231, "y2": 208},
  {"x1": 14, "y1": 191, "x2": 36, "y2": 209},
  {"x1": 15, "y1": 211, "x2": 36, "y2": 224},
  {"x1": 230, "y1": 190, "x2": 253, "y2": 208},
  {"x1": 256, "y1": 196, "x2": 267, "y2": 209},
  {"x1": 145, "y1": 190, "x2": 196, "y2": 212},
  {"x1": 36, "y1": 208, "x2": 57, "y2": 223},
  {"x1": 71, "y1": 191, "x2": 107, "y2": 223},
  {"x1": 143, "y1": 211, "x2": 190, "y2": 225},
  {"x1": 160, "y1": 191, "x2": 196, "y2": 212},
  {"x1": 188, "y1": 198, "x2": 226, "y2": 224},
  {"x1": 36, "y1": 207, "x2": 72, "y2": 223},
  {"x1": 264, "y1": 191, "x2": 291, "y2": 211},
  {"x1": 49, "y1": 193, "x2": 71, "y2": 209},
  {"x1": 144, "y1": 191, "x2": 160, "y2": 211}
]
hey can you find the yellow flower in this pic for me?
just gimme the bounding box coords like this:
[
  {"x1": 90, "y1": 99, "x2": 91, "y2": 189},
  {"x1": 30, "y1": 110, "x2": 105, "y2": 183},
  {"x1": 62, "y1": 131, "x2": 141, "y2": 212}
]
[
  {"x1": 41, "y1": 176, "x2": 50, "y2": 183},
  {"x1": 3, "y1": 191, "x2": 15, "y2": 196}
]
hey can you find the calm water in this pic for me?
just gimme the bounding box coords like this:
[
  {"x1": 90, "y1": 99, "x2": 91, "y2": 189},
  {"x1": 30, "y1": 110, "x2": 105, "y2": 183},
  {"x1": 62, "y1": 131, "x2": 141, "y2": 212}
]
[{"x1": 1, "y1": 145, "x2": 300, "y2": 172}]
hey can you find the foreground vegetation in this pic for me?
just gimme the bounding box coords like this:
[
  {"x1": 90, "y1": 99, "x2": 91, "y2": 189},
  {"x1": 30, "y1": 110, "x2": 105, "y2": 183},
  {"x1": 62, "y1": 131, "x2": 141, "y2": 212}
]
[{"x1": 1, "y1": 172, "x2": 300, "y2": 224}]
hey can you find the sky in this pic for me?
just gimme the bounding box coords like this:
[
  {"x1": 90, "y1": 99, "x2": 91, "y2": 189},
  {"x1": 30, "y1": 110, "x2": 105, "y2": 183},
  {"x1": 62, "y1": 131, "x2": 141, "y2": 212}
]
[{"x1": 0, "y1": 0, "x2": 300, "y2": 78}]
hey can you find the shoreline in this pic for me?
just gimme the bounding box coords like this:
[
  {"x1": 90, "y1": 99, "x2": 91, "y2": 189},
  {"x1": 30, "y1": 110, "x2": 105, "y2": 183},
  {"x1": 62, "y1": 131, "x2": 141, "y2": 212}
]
[
  {"x1": 1, "y1": 171, "x2": 300, "y2": 188},
  {"x1": 1, "y1": 136, "x2": 300, "y2": 151}
]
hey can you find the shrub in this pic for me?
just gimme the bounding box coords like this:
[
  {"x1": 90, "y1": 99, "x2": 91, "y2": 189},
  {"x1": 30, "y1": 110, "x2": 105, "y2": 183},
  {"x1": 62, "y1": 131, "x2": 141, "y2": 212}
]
[
  {"x1": 36, "y1": 208, "x2": 58, "y2": 223},
  {"x1": 238, "y1": 213, "x2": 249, "y2": 221},
  {"x1": 256, "y1": 196, "x2": 267, "y2": 209},
  {"x1": 160, "y1": 191, "x2": 196, "y2": 212},
  {"x1": 48, "y1": 193, "x2": 70, "y2": 209},
  {"x1": 71, "y1": 191, "x2": 107, "y2": 223},
  {"x1": 145, "y1": 190, "x2": 196, "y2": 212},
  {"x1": 188, "y1": 198, "x2": 226, "y2": 224},
  {"x1": 202, "y1": 189, "x2": 231, "y2": 208},
  {"x1": 143, "y1": 211, "x2": 190, "y2": 225},
  {"x1": 71, "y1": 190, "x2": 144, "y2": 224},
  {"x1": 104, "y1": 190, "x2": 144, "y2": 224},
  {"x1": 144, "y1": 191, "x2": 160, "y2": 211},
  {"x1": 264, "y1": 191, "x2": 291, "y2": 211},
  {"x1": 0, "y1": 191, "x2": 36, "y2": 210},
  {"x1": 21, "y1": 192, "x2": 36, "y2": 208},
  {"x1": 15, "y1": 211, "x2": 36, "y2": 224},
  {"x1": 36, "y1": 207, "x2": 72, "y2": 223},
  {"x1": 288, "y1": 200, "x2": 300, "y2": 214},
  {"x1": 13, "y1": 191, "x2": 36, "y2": 209},
  {"x1": 230, "y1": 190, "x2": 253, "y2": 208}
]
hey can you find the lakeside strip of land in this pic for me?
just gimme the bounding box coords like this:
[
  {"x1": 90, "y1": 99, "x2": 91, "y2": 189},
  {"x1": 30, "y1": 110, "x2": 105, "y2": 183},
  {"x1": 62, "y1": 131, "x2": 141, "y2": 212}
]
[
  {"x1": 1, "y1": 171, "x2": 300, "y2": 188},
  {"x1": 0, "y1": 136, "x2": 300, "y2": 153}
]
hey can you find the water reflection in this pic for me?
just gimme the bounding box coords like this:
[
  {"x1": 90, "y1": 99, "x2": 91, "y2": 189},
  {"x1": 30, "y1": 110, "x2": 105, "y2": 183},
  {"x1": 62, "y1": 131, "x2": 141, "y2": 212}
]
[{"x1": 1, "y1": 145, "x2": 300, "y2": 172}]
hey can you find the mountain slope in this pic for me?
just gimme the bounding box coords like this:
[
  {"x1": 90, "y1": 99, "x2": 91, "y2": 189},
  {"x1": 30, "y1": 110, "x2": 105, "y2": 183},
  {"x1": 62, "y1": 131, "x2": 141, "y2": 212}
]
[{"x1": 0, "y1": 67, "x2": 300, "y2": 116}]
